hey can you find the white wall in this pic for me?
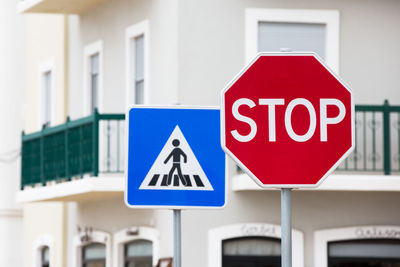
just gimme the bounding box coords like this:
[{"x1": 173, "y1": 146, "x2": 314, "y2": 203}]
[
  {"x1": 177, "y1": 0, "x2": 400, "y2": 105},
  {"x1": 0, "y1": 213, "x2": 23, "y2": 266},
  {"x1": 0, "y1": 0, "x2": 24, "y2": 266},
  {"x1": 180, "y1": 190, "x2": 400, "y2": 267},
  {"x1": 68, "y1": 0, "x2": 179, "y2": 119},
  {"x1": 61, "y1": 1, "x2": 400, "y2": 267}
]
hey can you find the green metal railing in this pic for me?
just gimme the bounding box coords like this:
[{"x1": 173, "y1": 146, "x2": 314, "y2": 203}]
[
  {"x1": 234, "y1": 100, "x2": 400, "y2": 176},
  {"x1": 21, "y1": 101, "x2": 400, "y2": 190},
  {"x1": 21, "y1": 109, "x2": 125, "y2": 189},
  {"x1": 337, "y1": 100, "x2": 400, "y2": 174}
]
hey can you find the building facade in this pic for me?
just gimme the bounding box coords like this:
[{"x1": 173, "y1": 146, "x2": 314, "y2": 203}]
[
  {"x1": 0, "y1": 0, "x2": 25, "y2": 266},
  {"x1": 16, "y1": 0, "x2": 400, "y2": 267}
]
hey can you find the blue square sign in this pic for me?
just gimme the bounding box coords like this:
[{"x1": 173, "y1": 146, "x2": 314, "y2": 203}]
[{"x1": 125, "y1": 106, "x2": 226, "y2": 209}]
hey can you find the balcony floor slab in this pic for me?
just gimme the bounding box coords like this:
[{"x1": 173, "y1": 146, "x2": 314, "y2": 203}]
[
  {"x1": 17, "y1": 176, "x2": 124, "y2": 203},
  {"x1": 232, "y1": 174, "x2": 400, "y2": 192}
]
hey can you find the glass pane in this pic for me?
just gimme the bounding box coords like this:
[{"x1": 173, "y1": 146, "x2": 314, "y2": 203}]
[
  {"x1": 329, "y1": 240, "x2": 400, "y2": 258},
  {"x1": 42, "y1": 246, "x2": 49, "y2": 266},
  {"x1": 90, "y1": 53, "x2": 99, "y2": 113},
  {"x1": 91, "y1": 73, "x2": 98, "y2": 112},
  {"x1": 134, "y1": 35, "x2": 145, "y2": 81},
  {"x1": 135, "y1": 80, "x2": 144, "y2": 104},
  {"x1": 44, "y1": 71, "x2": 52, "y2": 125},
  {"x1": 125, "y1": 240, "x2": 152, "y2": 257},
  {"x1": 83, "y1": 243, "x2": 106, "y2": 260},
  {"x1": 223, "y1": 237, "x2": 281, "y2": 256},
  {"x1": 258, "y1": 22, "x2": 326, "y2": 59},
  {"x1": 91, "y1": 54, "x2": 99, "y2": 75}
]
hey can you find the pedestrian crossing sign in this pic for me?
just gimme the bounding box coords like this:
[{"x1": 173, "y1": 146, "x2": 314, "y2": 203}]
[{"x1": 125, "y1": 106, "x2": 226, "y2": 209}]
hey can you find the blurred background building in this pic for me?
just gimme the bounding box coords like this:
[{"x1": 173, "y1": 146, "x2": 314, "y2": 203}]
[
  {"x1": 3, "y1": 0, "x2": 400, "y2": 266},
  {"x1": 0, "y1": 1, "x2": 24, "y2": 266}
]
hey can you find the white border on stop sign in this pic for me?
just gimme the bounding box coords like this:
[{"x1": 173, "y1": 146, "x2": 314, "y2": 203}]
[{"x1": 220, "y1": 52, "x2": 355, "y2": 189}]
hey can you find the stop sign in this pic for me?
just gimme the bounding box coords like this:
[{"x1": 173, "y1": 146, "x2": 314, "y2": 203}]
[{"x1": 221, "y1": 53, "x2": 354, "y2": 188}]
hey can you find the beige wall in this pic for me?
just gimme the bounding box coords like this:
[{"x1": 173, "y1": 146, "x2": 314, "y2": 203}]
[
  {"x1": 24, "y1": 14, "x2": 68, "y2": 133},
  {"x1": 23, "y1": 202, "x2": 67, "y2": 267},
  {"x1": 70, "y1": 190, "x2": 400, "y2": 267},
  {"x1": 74, "y1": 196, "x2": 174, "y2": 259}
]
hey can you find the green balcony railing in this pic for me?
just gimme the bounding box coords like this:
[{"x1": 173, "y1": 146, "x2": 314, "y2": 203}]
[
  {"x1": 337, "y1": 100, "x2": 400, "y2": 174},
  {"x1": 21, "y1": 109, "x2": 125, "y2": 189},
  {"x1": 234, "y1": 100, "x2": 400, "y2": 176},
  {"x1": 21, "y1": 101, "x2": 400, "y2": 190}
]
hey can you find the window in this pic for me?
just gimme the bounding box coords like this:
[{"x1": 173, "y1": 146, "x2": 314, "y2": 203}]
[
  {"x1": 84, "y1": 40, "x2": 103, "y2": 115},
  {"x1": 33, "y1": 235, "x2": 53, "y2": 267},
  {"x1": 90, "y1": 53, "x2": 99, "y2": 113},
  {"x1": 125, "y1": 20, "x2": 149, "y2": 107},
  {"x1": 39, "y1": 60, "x2": 54, "y2": 128},
  {"x1": 209, "y1": 223, "x2": 304, "y2": 267},
  {"x1": 41, "y1": 246, "x2": 50, "y2": 267},
  {"x1": 132, "y1": 35, "x2": 145, "y2": 104},
  {"x1": 328, "y1": 239, "x2": 400, "y2": 267},
  {"x1": 245, "y1": 8, "x2": 339, "y2": 73},
  {"x1": 223, "y1": 237, "x2": 281, "y2": 267},
  {"x1": 258, "y1": 22, "x2": 326, "y2": 59},
  {"x1": 82, "y1": 243, "x2": 106, "y2": 267},
  {"x1": 73, "y1": 230, "x2": 111, "y2": 267},
  {"x1": 124, "y1": 240, "x2": 153, "y2": 267},
  {"x1": 314, "y1": 226, "x2": 400, "y2": 267},
  {"x1": 42, "y1": 71, "x2": 52, "y2": 127},
  {"x1": 113, "y1": 226, "x2": 158, "y2": 267}
]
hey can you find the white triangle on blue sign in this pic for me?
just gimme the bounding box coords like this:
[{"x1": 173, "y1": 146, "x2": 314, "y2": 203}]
[{"x1": 139, "y1": 125, "x2": 214, "y2": 191}]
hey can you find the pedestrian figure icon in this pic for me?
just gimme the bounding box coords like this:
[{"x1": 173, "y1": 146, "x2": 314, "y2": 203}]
[
  {"x1": 138, "y1": 125, "x2": 214, "y2": 191},
  {"x1": 164, "y1": 139, "x2": 188, "y2": 186}
]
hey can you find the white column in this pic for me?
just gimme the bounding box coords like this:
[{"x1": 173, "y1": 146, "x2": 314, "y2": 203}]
[{"x1": 0, "y1": 1, "x2": 24, "y2": 266}]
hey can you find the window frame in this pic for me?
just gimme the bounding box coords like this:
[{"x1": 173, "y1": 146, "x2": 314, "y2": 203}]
[
  {"x1": 222, "y1": 236, "x2": 281, "y2": 266},
  {"x1": 124, "y1": 239, "x2": 153, "y2": 266},
  {"x1": 33, "y1": 235, "x2": 54, "y2": 267},
  {"x1": 113, "y1": 226, "x2": 159, "y2": 267},
  {"x1": 38, "y1": 59, "x2": 55, "y2": 128},
  {"x1": 245, "y1": 8, "x2": 340, "y2": 73},
  {"x1": 83, "y1": 40, "x2": 103, "y2": 115},
  {"x1": 72, "y1": 230, "x2": 111, "y2": 267},
  {"x1": 314, "y1": 225, "x2": 400, "y2": 267},
  {"x1": 125, "y1": 20, "x2": 150, "y2": 108},
  {"x1": 82, "y1": 242, "x2": 106, "y2": 267},
  {"x1": 208, "y1": 223, "x2": 304, "y2": 267}
]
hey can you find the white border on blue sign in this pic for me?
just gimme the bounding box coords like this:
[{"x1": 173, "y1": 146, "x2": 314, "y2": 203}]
[
  {"x1": 124, "y1": 105, "x2": 228, "y2": 209},
  {"x1": 220, "y1": 52, "x2": 355, "y2": 189}
]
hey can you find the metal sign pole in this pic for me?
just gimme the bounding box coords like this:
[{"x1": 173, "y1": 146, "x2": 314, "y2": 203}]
[
  {"x1": 281, "y1": 188, "x2": 292, "y2": 267},
  {"x1": 173, "y1": 209, "x2": 181, "y2": 267}
]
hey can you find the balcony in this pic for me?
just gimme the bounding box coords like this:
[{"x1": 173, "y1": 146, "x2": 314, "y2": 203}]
[
  {"x1": 17, "y1": 0, "x2": 107, "y2": 14},
  {"x1": 18, "y1": 102, "x2": 400, "y2": 202},
  {"x1": 19, "y1": 110, "x2": 124, "y2": 202},
  {"x1": 232, "y1": 101, "x2": 400, "y2": 191}
]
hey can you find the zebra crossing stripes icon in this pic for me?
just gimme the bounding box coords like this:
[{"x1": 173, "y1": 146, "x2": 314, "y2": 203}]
[{"x1": 139, "y1": 125, "x2": 214, "y2": 191}]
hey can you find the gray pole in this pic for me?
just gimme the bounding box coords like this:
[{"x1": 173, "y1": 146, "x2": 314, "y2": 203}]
[
  {"x1": 173, "y1": 209, "x2": 181, "y2": 267},
  {"x1": 281, "y1": 188, "x2": 292, "y2": 267}
]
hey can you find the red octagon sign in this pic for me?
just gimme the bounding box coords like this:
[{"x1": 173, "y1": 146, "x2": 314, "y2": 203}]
[{"x1": 221, "y1": 53, "x2": 354, "y2": 188}]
